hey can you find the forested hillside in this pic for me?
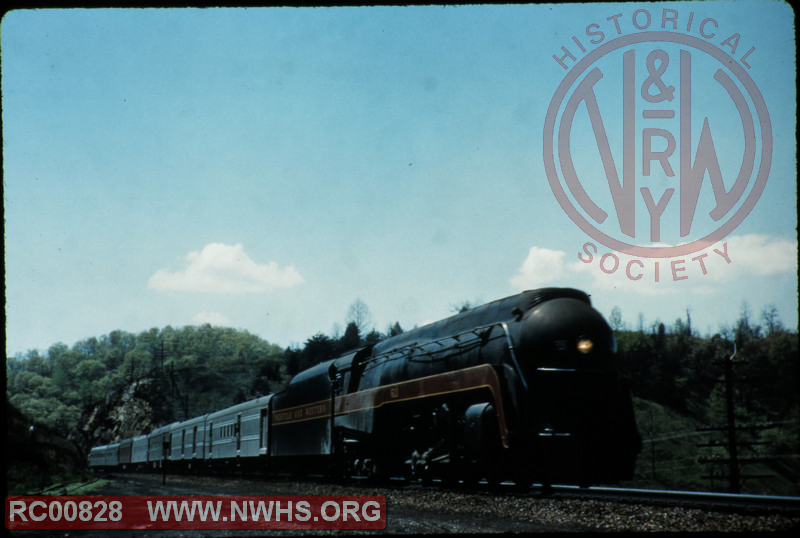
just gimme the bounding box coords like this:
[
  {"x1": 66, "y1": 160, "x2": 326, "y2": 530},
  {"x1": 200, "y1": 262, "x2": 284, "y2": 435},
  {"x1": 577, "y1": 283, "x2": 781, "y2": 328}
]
[
  {"x1": 6, "y1": 298, "x2": 399, "y2": 452},
  {"x1": 7, "y1": 325, "x2": 287, "y2": 452},
  {"x1": 6, "y1": 300, "x2": 798, "y2": 495},
  {"x1": 613, "y1": 304, "x2": 799, "y2": 495},
  {"x1": 7, "y1": 399, "x2": 88, "y2": 495}
]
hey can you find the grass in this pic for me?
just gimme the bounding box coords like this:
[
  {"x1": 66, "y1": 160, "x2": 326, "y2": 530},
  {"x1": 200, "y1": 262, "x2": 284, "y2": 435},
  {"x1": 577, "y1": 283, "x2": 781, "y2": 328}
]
[{"x1": 627, "y1": 398, "x2": 800, "y2": 496}]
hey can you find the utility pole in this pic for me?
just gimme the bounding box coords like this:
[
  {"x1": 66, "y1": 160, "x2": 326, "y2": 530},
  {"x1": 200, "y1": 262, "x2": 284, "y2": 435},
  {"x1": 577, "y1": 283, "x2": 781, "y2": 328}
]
[
  {"x1": 697, "y1": 345, "x2": 743, "y2": 493},
  {"x1": 724, "y1": 346, "x2": 740, "y2": 492},
  {"x1": 697, "y1": 345, "x2": 774, "y2": 493}
]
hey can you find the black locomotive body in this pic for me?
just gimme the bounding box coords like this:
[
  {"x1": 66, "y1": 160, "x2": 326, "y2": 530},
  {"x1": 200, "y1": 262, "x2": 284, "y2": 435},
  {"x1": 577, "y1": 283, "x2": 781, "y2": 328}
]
[
  {"x1": 269, "y1": 288, "x2": 640, "y2": 485},
  {"x1": 90, "y1": 288, "x2": 640, "y2": 487}
]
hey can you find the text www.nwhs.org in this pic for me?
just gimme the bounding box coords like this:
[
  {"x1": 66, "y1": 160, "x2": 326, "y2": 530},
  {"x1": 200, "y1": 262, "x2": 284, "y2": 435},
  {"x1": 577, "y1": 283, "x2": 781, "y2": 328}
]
[{"x1": 147, "y1": 498, "x2": 383, "y2": 523}]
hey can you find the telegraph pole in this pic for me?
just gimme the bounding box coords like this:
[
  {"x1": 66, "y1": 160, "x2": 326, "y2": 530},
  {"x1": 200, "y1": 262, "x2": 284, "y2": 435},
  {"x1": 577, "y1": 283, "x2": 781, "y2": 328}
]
[
  {"x1": 697, "y1": 345, "x2": 774, "y2": 493},
  {"x1": 723, "y1": 346, "x2": 740, "y2": 493}
]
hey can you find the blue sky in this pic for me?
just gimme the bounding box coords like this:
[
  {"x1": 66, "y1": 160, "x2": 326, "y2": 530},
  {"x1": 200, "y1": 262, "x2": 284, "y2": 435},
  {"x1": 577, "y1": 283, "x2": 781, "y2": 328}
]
[{"x1": 4, "y1": 2, "x2": 797, "y2": 357}]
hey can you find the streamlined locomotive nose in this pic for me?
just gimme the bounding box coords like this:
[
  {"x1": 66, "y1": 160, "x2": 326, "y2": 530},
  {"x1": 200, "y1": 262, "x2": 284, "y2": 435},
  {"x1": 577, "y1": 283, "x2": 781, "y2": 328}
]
[
  {"x1": 516, "y1": 296, "x2": 618, "y2": 374},
  {"x1": 511, "y1": 297, "x2": 635, "y2": 484}
]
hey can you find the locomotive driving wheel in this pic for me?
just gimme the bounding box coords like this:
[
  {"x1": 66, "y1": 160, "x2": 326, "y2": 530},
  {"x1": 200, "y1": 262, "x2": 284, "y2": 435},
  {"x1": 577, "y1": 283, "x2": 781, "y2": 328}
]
[{"x1": 401, "y1": 402, "x2": 457, "y2": 482}]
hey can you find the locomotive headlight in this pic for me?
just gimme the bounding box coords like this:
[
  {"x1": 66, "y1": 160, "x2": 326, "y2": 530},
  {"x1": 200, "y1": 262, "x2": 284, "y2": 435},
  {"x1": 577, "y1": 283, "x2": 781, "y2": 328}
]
[{"x1": 576, "y1": 338, "x2": 593, "y2": 354}]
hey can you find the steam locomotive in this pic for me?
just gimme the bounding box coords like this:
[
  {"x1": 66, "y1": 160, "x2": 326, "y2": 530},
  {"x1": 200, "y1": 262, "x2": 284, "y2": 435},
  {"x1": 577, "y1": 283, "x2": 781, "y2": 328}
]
[{"x1": 89, "y1": 288, "x2": 640, "y2": 486}]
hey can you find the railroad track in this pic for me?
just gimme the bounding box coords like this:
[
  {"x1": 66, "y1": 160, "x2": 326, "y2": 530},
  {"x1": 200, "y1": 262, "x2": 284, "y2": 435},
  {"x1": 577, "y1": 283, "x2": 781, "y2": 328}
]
[
  {"x1": 87, "y1": 469, "x2": 800, "y2": 518},
  {"x1": 533, "y1": 484, "x2": 800, "y2": 517},
  {"x1": 348, "y1": 476, "x2": 800, "y2": 517},
  {"x1": 75, "y1": 472, "x2": 800, "y2": 532}
]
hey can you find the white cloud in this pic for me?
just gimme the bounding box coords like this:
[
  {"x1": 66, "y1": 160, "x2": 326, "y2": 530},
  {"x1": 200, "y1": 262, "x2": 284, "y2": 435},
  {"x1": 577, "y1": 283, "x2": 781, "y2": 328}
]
[
  {"x1": 192, "y1": 311, "x2": 231, "y2": 326},
  {"x1": 567, "y1": 254, "x2": 676, "y2": 296},
  {"x1": 585, "y1": 234, "x2": 798, "y2": 288},
  {"x1": 509, "y1": 246, "x2": 567, "y2": 289},
  {"x1": 510, "y1": 234, "x2": 798, "y2": 298},
  {"x1": 722, "y1": 234, "x2": 798, "y2": 277},
  {"x1": 148, "y1": 243, "x2": 304, "y2": 293}
]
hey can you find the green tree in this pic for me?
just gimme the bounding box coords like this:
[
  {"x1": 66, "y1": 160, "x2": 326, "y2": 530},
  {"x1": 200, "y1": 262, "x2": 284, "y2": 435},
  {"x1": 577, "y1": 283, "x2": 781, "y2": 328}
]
[
  {"x1": 387, "y1": 322, "x2": 404, "y2": 338},
  {"x1": 338, "y1": 322, "x2": 361, "y2": 353},
  {"x1": 284, "y1": 346, "x2": 304, "y2": 377},
  {"x1": 364, "y1": 329, "x2": 383, "y2": 346},
  {"x1": 75, "y1": 359, "x2": 108, "y2": 407},
  {"x1": 51, "y1": 350, "x2": 82, "y2": 394},
  {"x1": 302, "y1": 333, "x2": 335, "y2": 368}
]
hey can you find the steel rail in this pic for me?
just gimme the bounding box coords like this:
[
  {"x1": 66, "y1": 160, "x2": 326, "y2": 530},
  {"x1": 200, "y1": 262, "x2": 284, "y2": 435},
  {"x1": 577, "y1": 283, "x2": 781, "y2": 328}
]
[{"x1": 526, "y1": 484, "x2": 800, "y2": 516}]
